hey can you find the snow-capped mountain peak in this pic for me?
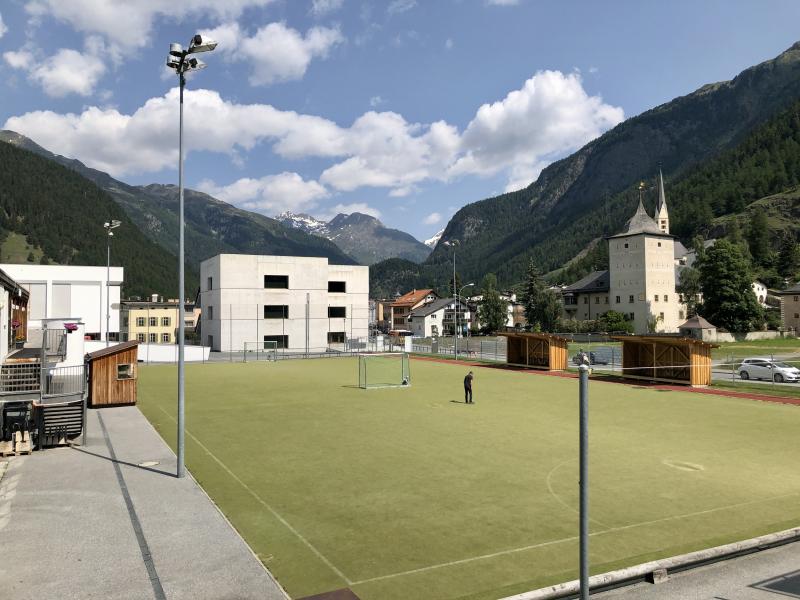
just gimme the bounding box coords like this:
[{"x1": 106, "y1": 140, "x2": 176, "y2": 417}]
[
  {"x1": 425, "y1": 228, "x2": 445, "y2": 248},
  {"x1": 275, "y1": 211, "x2": 330, "y2": 236}
]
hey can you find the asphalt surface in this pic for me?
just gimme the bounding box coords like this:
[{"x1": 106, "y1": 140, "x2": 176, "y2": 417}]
[
  {"x1": 0, "y1": 406, "x2": 288, "y2": 600},
  {"x1": 595, "y1": 541, "x2": 800, "y2": 599}
]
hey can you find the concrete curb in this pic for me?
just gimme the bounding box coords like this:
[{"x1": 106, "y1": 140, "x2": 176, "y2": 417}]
[{"x1": 498, "y1": 526, "x2": 800, "y2": 600}]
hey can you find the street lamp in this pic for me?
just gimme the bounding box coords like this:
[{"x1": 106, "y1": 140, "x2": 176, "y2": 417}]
[
  {"x1": 166, "y1": 33, "x2": 217, "y2": 479},
  {"x1": 103, "y1": 220, "x2": 121, "y2": 347},
  {"x1": 456, "y1": 282, "x2": 474, "y2": 359},
  {"x1": 443, "y1": 239, "x2": 460, "y2": 357}
]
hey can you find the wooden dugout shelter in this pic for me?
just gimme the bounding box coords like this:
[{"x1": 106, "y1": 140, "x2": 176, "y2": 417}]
[
  {"x1": 499, "y1": 332, "x2": 569, "y2": 371},
  {"x1": 86, "y1": 341, "x2": 139, "y2": 407},
  {"x1": 610, "y1": 335, "x2": 718, "y2": 387}
]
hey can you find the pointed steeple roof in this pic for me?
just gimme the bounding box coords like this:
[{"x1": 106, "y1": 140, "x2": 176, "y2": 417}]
[
  {"x1": 609, "y1": 181, "x2": 664, "y2": 238},
  {"x1": 656, "y1": 168, "x2": 667, "y2": 214}
]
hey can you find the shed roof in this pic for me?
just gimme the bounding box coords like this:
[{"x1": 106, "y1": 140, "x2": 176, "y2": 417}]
[
  {"x1": 610, "y1": 334, "x2": 719, "y2": 349},
  {"x1": 86, "y1": 340, "x2": 139, "y2": 360},
  {"x1": 498, "y1": 332, "x2": 570, "y2": 342},
  {"x1": 678, "y1": 315, "x2": 716, "y2": 330}
]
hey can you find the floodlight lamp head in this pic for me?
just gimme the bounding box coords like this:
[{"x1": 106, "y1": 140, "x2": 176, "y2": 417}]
[
  {"x1": 166, "y1": 56, "x2": 180, "y2": 69},
  {"x1": 187, "y1": 57, "x2": 207, "y2": 70},
  {"x1": 189, "y1": 34, "x2": 217, "y2": 54},
  {"x1": 169, "y1": 43, "x2": 184, "y2": 57},
  {"x1": 111, "y1": 219, "x2": 122, "y2": 228}
]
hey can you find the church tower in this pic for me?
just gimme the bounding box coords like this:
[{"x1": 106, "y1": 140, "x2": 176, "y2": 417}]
[{"x1": 655, "y1": 169, "x2": 669, "y2": 234}]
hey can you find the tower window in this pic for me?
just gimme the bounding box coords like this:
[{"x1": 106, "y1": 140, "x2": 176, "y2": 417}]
[
  {"x1": 654, "y1": 295, "x2": 659, "y2": 302},
  {"x1": 629, "y1": 295, "x2": 634, "y2": 303},
  {"x1": 624, "y1": 243, "x2": 629, "y2": 249}
]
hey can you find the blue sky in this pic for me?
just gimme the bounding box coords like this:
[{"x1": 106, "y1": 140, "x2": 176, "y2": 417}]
[{"x1": 2, "y1": 0, "x2": 800, "y2": 242}]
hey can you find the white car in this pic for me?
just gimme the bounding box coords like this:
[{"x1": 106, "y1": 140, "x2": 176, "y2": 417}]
[{"x1": 738, "y1": 358, "x2": 800, "y2": 383}]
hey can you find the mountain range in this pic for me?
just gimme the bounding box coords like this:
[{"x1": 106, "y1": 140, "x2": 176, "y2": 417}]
[
  {"x1": 276, "y1": 211, "x2": 431, "y2": 265},
  {"x1": 369, "y1": 41, "x2": 800, "y2": 297}
]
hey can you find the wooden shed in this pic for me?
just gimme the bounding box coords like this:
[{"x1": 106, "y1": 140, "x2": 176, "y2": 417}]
[
  {"x1": 610, "y1": 335, "x2": 718, "y2": 387},
  {"x1": 86, "y1": 341, "x2": 139, "y2": 407},
  {"x1": 499, "y1": 332, "x2": 570, "y2": 371}
]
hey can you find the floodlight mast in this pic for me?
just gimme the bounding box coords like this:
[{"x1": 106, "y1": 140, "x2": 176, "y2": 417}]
[
  {"x1": 104, "y1": 220, "x2": 121, "y2": 347},
  {"x1": 166, "y1": 34, "x2": 216, "y2": 478}
]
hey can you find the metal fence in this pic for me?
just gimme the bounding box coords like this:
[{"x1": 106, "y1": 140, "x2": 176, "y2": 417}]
[
  {"x1": 41, "y1": 364, "x2": 87, "y2": 401},
  {"x1": 0, "y1": 362, "x2": 40, "y2": 395}
]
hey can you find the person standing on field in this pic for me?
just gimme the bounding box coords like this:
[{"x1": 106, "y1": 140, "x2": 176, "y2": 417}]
[{"x1": 464, "y1": 371, "x2": 474, "y2": 404}]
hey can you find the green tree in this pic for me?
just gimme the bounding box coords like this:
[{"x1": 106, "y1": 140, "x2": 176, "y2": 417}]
[
  {"x1": 777, "y1": 232, "x2": 800, "y2": 281},
  {"x1": 698, "y1": 239, "x2": 763, "y2": 332},
  {"x1": 478, "y1": 273, "x2": 507, "y2": 333},
  {"x1": 26, "y1": 251, "x2": 34, "y2": 263},
  {"x1": 598, "y1": 310, "x2": 634, "y2": 334},
  {"x1": 521, "y1": 258, "x2": 562, "y2": 332},
  {"x1": 676, "y1": 266, "x2": 702, "y2": 317},
  {"x1": 746, "y1": 210, "x2": 772, "y2": 267}
]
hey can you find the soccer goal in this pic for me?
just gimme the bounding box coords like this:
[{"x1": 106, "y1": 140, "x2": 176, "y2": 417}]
[
  {"x1": 358, "y1": 353, "x2": 411, "y2": 389},
  {"x1": 242, "y1": 341, "x2": 278, "y2": 362}
]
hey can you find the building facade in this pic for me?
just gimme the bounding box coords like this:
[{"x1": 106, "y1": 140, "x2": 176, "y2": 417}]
[
  {"x1": 389, "y1": 289, "x2": 437, "y2": 331},
  {"x1": 407, "y1": 298, "x2": 470, "y2": 337},
  {"x1": 778, "y1": 284, "x2": 800, "y2": 331},
  {"x1": 121, "y1": 301, "x2": 197, "y2": 344},
  {"x1": 0, "y1": 264, "x2": 123, "y2": 341},
  {"x1": 199, "y1": 254, "x2": 369, "y2": 352}
]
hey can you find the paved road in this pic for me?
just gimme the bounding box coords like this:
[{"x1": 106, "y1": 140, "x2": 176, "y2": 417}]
[
  {"x1": 596, "y1": 541, "x2": 800, "y2": 599},
  {"x1": 0, "y1": 407, "x2": 288, "y2": 600}
]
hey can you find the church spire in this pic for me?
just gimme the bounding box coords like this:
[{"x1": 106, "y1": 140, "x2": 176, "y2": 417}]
[{"x1": 655, "y1": 169, "x2": 669, "y2": 234}]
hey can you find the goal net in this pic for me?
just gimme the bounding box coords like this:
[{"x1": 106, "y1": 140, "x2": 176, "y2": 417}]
[
  {"x1": 242, "y1": 341, "x2": 278, "y2": 362},
  {"x1": 358, "y1": 353, "x2": 411, "y2": 389}
]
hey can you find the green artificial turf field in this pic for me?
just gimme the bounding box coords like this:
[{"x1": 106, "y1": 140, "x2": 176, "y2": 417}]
[{"x1": 138, "y1": 357, "x2": 800, "y2": 600}]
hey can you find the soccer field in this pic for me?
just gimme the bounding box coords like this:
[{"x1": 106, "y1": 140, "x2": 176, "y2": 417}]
[{"x1": 138, "y1": 357, "x2": 800, "y2": 600}]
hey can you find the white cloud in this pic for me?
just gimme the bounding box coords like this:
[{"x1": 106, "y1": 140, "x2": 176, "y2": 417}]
[
  {"x1": 369, "y1": 95, "x2": 384, "y2": 107},
  {"x1": 24, "y1": 0, "x2": 274, "y2": 50},
  {"x1": 387, "y1": 0, "x2": 416, "y2": 15},
  {"x1": 4, "y1": 41, "x2": 106, "y2": 97},
  {"x1": 322, "y1": 203, "x2": 381, "y2": 220},
  {"x1": 445, "y1": 38, "x2": 454, "y2": 50},
  {"x1": 310, "y1": 0, "x2": 344, "y2": 17},
  {"x1": 3, "y1": 50, "x2": 34, "y2": 69},
  {"x1": 4, "y1": 70, "x2": 623, "y2": 193},
  {"x1": 207, "y1": 22, "x2": 343, "y2": 85},
  {"x1": 423, "y1": 212, "x2": 442, "y2": 225},
  {"x1": 197, "y1": 172, "x2": 329, "y2": 215},
  {"x1": 0, "y1": 12, "x2": 7, "y2": 39},
  {"x1": 451, "y1": 70, "x2": 624, "y2": 185}
]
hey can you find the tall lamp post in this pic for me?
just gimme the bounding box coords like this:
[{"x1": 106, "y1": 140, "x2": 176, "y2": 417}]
[
  {"x1": 443, "y1": 240, "x2": 460, "y2": 357},
  {"x1": 166, "y1": 33, "x2": 217, "y2": 479},
  {"x1": 104, "y1": 220, "x2": 121, "y2": 347},
  {"x1": 457, "y1": 282, "x2": 474, "y2": 360}
]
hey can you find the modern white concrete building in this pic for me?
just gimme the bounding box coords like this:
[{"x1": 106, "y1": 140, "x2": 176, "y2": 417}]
[
  {"x1": 0, "y1": 264, "x2": 123, "y2": 341},
  {"x1": 199, "y1": 254, "x2": 369, "y2": 352}
]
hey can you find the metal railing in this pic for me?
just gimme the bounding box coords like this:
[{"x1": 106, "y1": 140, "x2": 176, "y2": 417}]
[{"x1": 41, "y1": 365, "x2": 87, "y2": 400}]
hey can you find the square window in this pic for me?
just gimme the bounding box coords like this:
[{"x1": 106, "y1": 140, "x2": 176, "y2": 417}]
[
  {"x1": 264, "y1": 334, "x2": 288, "y2": 349},
  {"x1": 161, "y1": 317, "x2": 170, "y2": 327},
  {"x1": 615, "y1": 296, "x2": 620, "y2": 303},
  {"x1": 123, "y1": 317, "x2": 129, "y2": 327},
  {"x1": 136, "y1": 317, "x2": 145, "y2": 327},
  {"x1": 659, "y1": 312, "x2": 665, "y2": 320},
  {"x1": 327, "y1": 332, "x2": 346, "y2": 343},
  {"x1": 629, "y1": 295, "x2": 634, "y2": 303},
  {"x1": 328, "y1": 281, "x2": 346, "y2": 293},
  {"x1": 264, "y1": 305, "x2": 289, "y2": 319},
  {"x1": 207, "y1": 306, "x2": 214, "y2": 320},
  {"x1": 149, "y1": 333, "x2": 157, "y2": 343},
  {"x1": 117, "y1": 364, "x2": 134, "y2": 380},
  {"x1": 594, "y1": 297, "x2": 600, "y2": 304},
  {"x1": 264, "y1": 275, "x2": 289, "y2": 289},
  {"x1": 161, "y1": 333, "x2": 170, "y2": 343},
  {"x1": 664, "y1": 295, "x2": 669, "y2": 302},
  {"x1": 328, "y1": 306, "x2": 347, "y2": 318},
  {"x1": 207, "y1": 276, "x2": 213, "y2": 290},
  {"x1": 654, "y1": 295, "x2": 659, "y2": 302},
  {"x1": 137, "y1": 333, "x2": 146, "y2": 342},
  {"x1": 149, "y1": 317, "x2": 157, "y2": 327},
  {"x1": 624, "y1": 243, "x2": 629, "y2": 248},
  {"x1": 657, "y1": 242, "x2": 662, "y2": 247}
]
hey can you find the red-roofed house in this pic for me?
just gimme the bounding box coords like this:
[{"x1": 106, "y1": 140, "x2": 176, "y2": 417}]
[{"x1": 390, "y1": 289, "x2": 437, "y2": 332}]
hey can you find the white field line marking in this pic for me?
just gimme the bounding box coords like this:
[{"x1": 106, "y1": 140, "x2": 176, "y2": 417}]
[
  {"x1": 154, "y1": 405, "x2": 352, "y2": 585},
  {"x1": 545, "y1": 458, "x2": 611, "y2": 529},
  {"x1": 350, "y1": 489, "x2": 800, "y2": 586}
]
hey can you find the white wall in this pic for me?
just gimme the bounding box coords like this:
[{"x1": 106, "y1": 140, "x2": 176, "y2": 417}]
[
  {"x1": 199, "y1": 255, "x2": 369, "y2": 352},
  {"x1": 84, "y1": 341, "x2": 210, "y2": 362},
  {"x1": 0, "y1": 264, "x2": 123, "y2": 340}
]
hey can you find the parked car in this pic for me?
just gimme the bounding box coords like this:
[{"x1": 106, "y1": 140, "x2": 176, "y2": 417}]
[{"x1": 738, "y1": 358, "x2": 800, "y2": 383}]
